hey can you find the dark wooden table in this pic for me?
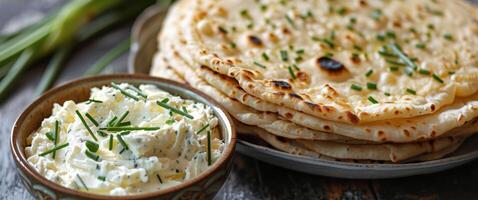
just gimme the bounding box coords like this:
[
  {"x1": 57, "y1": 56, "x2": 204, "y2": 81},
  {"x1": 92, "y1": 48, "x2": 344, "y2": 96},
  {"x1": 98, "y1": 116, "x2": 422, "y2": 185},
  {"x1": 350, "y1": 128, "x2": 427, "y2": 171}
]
[{"x1": 1, "y1": 1, "x2": 477, "y2": 199}]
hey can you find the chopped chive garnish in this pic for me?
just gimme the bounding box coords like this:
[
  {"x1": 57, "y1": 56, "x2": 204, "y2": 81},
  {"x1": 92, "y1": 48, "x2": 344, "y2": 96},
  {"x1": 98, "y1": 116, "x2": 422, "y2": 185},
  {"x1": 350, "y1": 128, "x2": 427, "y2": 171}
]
[
  {"x1": 432, "y1": 74, "x2": 444, "y2": 84},
  {"x1": 97, "y1": 130, "x2": 107, "y2": 137},
  {"x1": 166, "y1": 119, "x2": 175, "y2": 125},
  {"x1": 127, "y1": 85, "x2": 147, "y2": 98},
  {"x1": 367, "y1": 82, "x2": 377, "y2": 90},
  {"x1": 45, "y1": 132, "x2": 55, "y2": 141},
  {"x1": 119, "y1": 148, "x2": 127, "y2": 154},
  {"x1": 292, "y1": 64, "x2": 300, "y2": 71},
  {"x1": 85, "y1": 150, "x2": 99, "y2": 161},
  {"x1": 98, "y1": 176, "x2": 106, "y2": 181},
  {"x1": 53, "y1": 120, "x2": 59, "y2": 158},
  {"x1": 406, "y1": 88, "x2": 417, "y2": 95},
  {"x1": 285, "y1": 14, "x2": 295, "y2": 28},
  {"x1": 351, "y1": 84, "x2": 362, "y2": 91},
  {"x1": 76, "y1": 174, "x2": 89, "y2": 191},
  {"x1": 85, "y1": 140, "x2": 99, "y2": 153},
  {"x1": 449, "y1": 71, "x2": 456, "y2": 75},
  {"x1": 114, "y1": 111, "x2": 129, "y2": 127},
  {"x1": 85, "y1": 113, "x2": 99, "y2": 127},
  {"x1": 443, "y1": 33, "x2": 453, "y2": 41},
  {"x1": 39, "y1": 143, "x2": 69, "y2": 156},
  {"x1": 376, "y1": 34, "x2": 386, "y2": 41},
  {"x1": 75, "y1": 110, "x2": 98, "y2": 141},
  {"x1": 296, "y1": 49, "x2": 305, "y2": 54},
  {"x1": 100, "y1": 127, "x2": 161, "y2": 131},
  {"x1": 107, "y1": 116, "x2": 118, "y2": 127},
  {"x1": 116, "y1": 121, "x2": 131, "y2": 127},
  {"x1": 386, "y1": 59, "x2": 406, "y2": 66},
  {"x1": 389, "y1": 66, "x2": 399, "y2": 71},
  {"x1": 196, "y1": 124, "x2": 210, "y2": 134},
  {"x1": 120, "y1": 131, "x2": 130, "y2": 136},
  {"x1": 229, "y1": 42, "x2": 236, "y2": 49},
  {"x1": 157, "y1": 101, "x2": 194, "y2": 119},
  {"x1": 365, "y1": 70, "x2": 373, "y2": 77},
  {"x1": 378, "y1": 51, "x2": 398, "y2": 58},
  {"x1": 384, "y1": 92, "x2": 391, "y2": 96},
  {"x1": 404, "y1": 67, "x2": 414, "y2": 76},
  {"x1": 321, "y1": 38, "x2": 335, "y2": 48},
  {"x1": 116, "y1": 134, "x2": 129, "y2": 150},
  {"x1": 389, "y1": 44, "x2": 418, "y2": 70},
  {"x1": 368, "y1": 96, "x2": 379, "y2": 104},
  {"x1": 86, "y1": 99, "x2": 102, "y2": 104},
  {"x1": 288, "y1": 66, "x2": 296, "y2": 80},
  {"x1": 280, "y1": 50, "x2": 288, "y2": 62},
  {"x1": 207, "y1": 131, "x2": 212, "y2": 166},
  {"x1": 161, "y1": 98, "x2": 169, "y2": 103},
  {"x1": 108, "y1": 134, "x2": 113, "y2": 150},
  {"x1": 111, "y1": 82, "x2": 139, "y2": 101},
  {"x1": 415, "y1": 43, "x2": 426, "y2": 49},
  {"x1": 253, "y1": 61, "x2": 266, "y2": 69},
  {"x1": 419, "y1": 69, "x2": 431, "y2": 75},
  {"x1": 182, "y1": 106, "x2": 188, "y2": 114},
  {"x1": 156, "y1": 174, "x2": 163, "y2": 184},
  {"x1": 262, "y1": 52, "x2": 269, "y2": 61}
]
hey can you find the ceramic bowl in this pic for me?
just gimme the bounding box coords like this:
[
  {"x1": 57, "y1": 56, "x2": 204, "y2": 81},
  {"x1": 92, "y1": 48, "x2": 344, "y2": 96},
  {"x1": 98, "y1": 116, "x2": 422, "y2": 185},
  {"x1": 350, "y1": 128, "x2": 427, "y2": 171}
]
[{"x1": 10, "y1": 74, "x2": 236, "y2": 199}]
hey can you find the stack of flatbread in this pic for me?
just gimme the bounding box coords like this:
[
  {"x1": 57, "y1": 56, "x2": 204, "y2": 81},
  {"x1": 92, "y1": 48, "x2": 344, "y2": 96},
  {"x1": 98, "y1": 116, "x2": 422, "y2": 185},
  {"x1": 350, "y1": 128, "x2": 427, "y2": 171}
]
[{"x1": 150, "y1": 0, "x2": 478, "y2": 163}]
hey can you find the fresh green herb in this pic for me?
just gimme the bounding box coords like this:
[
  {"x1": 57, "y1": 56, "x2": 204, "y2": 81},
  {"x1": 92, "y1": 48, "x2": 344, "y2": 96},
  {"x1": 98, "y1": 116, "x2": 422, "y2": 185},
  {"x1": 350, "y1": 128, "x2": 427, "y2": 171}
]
[
  {"x1": 419, "y1": 69, "x2": 431, "y2": 75},
  {"x1": 85, "y1": 113, "x2": 99, "y2": 127},
  {"x1": 196, "y1": 124, "x2": 210, "y2": 134},
  {"x1": 98, "y1": 176, "x2": 106, "y2": 181},
  {"x1": 39, "y1": 143, "x2": 69, "y2": 156},
  {"x1": 156, "y1": 174, "x2": 163, "y2": 184},
  {"x1": 85, "y1": 140, "x2": 99, "y2": 153},
  {"x1": 111, "y1": 82, "x2": 139, "y2": 101},
  {"x1": 443, "y1": 33, "x2": 453, "y2": 41},
  {"x1": 120, "y1": 131, "x2": 130, "y2": 136},
  {"x1": 157, "y1": 100, "x2": 194, "y2": 119},
  {"x1": 448, "y1": 71, "x2": 456, "y2": 75},
  {"x1": 262, "y1": 52, "x2": 269, "y2": 61},
  {"x1": 253, "y1": 61, "x2": 266, "y2": 69},
  {"x1": 292, "y1": 64, "x2": 300, "y2": 71},
  {"x1": 116, "y1": 134, "x2": 129, "y2": 150},
  {"x1": 52, "y1": 120, "x2": 59, "y2": 158},
  {"x1": 116, "y1": 121, "x2": 131, "y2": 127},
  {"x1": 240, "y1": 9, "x2": 251, "y2": 19},
  {"x1": 351, "y1": 84, "x2": 363, "y2": 91},
  {"x1": 85, "y1": 150, "x2": 99, "y2": 161},
  {"x1": 166, "y1": 119, "x2": 175, "y2": 125},
  {"x1": 127, "y1": 85, "x2": 147, "y2": 98},
  {"x1": 368, "y1": 96, "x2": 379, "y2": 104},
  {"x1": 108, "y1": 134, "x2": 113, "y2": 150},
  {"x1": 84, "y1": 39, "x2": 130, "y2": 76},
  {"x1": 415, "y1": 43, "x2": 426, "y2": 49},
  {"x1": 97, "y1": 130, "x2": 107, "y2": 137},
  {"x1": 280, "y1": 50, "x2": 288, "y2": 62},
  {"x1": 114, "y1": 111, "x2": 129, "y2": 127},
  {"x1": 288, "y1": 66, "x2": 296, "y2": 80},
  {"x1": 207, "y1": 131, "x2": 212, "y2": 166},
  {"x1": 100, "y1": 127, "x2": 161, "y2": 131},
  {"x1": 45, "y1": 132, "x2": 55, "y2": 141},
  {"x1": 321, "y1": 38, "x2": 335, "y2": 48},
  {"x1": 337, "y1": 7, "x2": 347, "y2": 15},
  {"x1": 384, "y1": 92, "x2": 391, "y2": 96},
  {"x1": 389, "y1": 66, "x2": 399, "y2": 71},
  {"x1": 285, "y1": 14, "x2": 295, "y2": 28},
  {"x1": 367, "y1": 82, "x2": 378, "y2": 90},
  {"x1": 432, "y1": 73, "x2": 444, "y2": 84},
  {"x1": 107, "y1": 116, "x2": 118, "y2": 127},
  {"x1": 386, "y1": 59, "x2": 406, "y2": 66},
  {"x1": 426, "y1": 6, "x2": 444, "y2": 16},
  {"x1": 86, "y1": 99, "x2": 102, "y2": 104},
  {"x1": 389, "y1": 44, "x2": 418, "y2": 70},
  {"x1": 406, "y1": 88, "x2": 417, "y2": 95},
  {"x1": 119, "y1": 148, "x2": 127, "y2": 154},
  {"x1": 296, "y1": 49, "x2": 305, "y2": 54},
  {"x1": 376, "y1": 34, "x2": 386, "y2": 41},
  {"x1": 365, "y1": 70, "x2": 373, "y2": 77},
  {"x1": 76, "y1": 174, "x2": 89, "y2": 191},
  {"x1": 370, "y1": 9, "x2": 382, "y2": 21},
  {"x1": 404, "y1": 67, "x2": 414, "y2": 77},
  {"x1": 378, "y1": 51, "x2": 398, "y2": 58},
  {"x1": 229, "y1": 42, "x2": 236, "y2": 49},
  {"x1": 75, "y1": 110, "x2": 98, "y2": 141}
]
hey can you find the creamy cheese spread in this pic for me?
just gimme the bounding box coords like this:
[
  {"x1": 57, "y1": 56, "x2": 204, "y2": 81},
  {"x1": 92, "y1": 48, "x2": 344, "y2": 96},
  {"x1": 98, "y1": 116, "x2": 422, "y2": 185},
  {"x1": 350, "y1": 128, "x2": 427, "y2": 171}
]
[{"x1": 25, "y1": 83, "x2": 224, "y2": 195}]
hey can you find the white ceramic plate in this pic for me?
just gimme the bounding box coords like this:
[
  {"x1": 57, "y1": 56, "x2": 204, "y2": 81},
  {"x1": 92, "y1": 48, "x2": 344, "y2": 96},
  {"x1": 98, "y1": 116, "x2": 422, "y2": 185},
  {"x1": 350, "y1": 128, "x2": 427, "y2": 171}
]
[{"x1": 127, "y1": 3, "x2": 478, "y2": 179}]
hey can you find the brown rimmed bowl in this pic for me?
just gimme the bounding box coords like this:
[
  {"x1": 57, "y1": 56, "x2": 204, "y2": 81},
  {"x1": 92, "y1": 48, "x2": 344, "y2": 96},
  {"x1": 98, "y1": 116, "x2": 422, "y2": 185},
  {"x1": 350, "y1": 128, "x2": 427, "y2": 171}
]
[{"x1": 10, "y1": 74, "x2": 236, "y2": 199}]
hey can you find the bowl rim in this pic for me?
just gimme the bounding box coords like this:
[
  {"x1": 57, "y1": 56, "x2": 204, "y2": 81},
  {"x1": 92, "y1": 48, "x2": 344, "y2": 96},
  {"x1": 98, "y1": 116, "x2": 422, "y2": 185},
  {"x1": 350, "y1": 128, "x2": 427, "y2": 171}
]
[{"x1": 10, "y1": 74, "x2": 237, "y2": 199}]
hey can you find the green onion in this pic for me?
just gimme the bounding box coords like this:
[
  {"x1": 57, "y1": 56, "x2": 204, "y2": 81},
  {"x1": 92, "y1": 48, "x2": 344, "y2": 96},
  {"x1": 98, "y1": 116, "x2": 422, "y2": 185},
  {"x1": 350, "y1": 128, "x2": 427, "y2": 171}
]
[
  {"x1": 108, "y1": 134, "x2": 113, "y2": 150},
  {"x1": 116, "y1": 134, "x2": 129, "y2": 150},
  {"x1": 75, "y1": 110, "x2": 98, "y2": 141},
  {"x1": 166, "y1": 119, "x2": 175, "y2": 125},
  {"x1": 253, "y1": 61, "x2": 266, "y2": 69},
  {"x1": 384, "y1": 92, "x2": 391, "y2": 96},
  {"x1": 280, "y1": 50, "x2": 288, "y2": 62},
  {"x1": 98, "y1": 176, "x2": 106, "y2": 181},
  {"x1": 296, "y1": 49, "x2": 305, "y2": 54},
  {"x1": 114, "y1": 111, "x2": 129, "y2": 127},
  {"x1": 262, "y1": 52, "x2": 269, "y2": 61},
  {"x1": 0, "y1": 49, "x2": 35, "y2": 101},
  {"x1": 85, "y1": 150, "x2": 99, "y2": 161},
  {"x1": 100, "y1": 127, "x2": 161, "y2": 131},
  {"x1": 367, "y1": 82, "x2": 377, "y2": 90},
  {"x1": 365, "y1": 70, "x2": 373, "y2": 77},
  {"x1": 97, "y1": 130, "x2": 107, "y2": 137},
  {"x1": 157, "y1": 101, "x2": 194, "y2": 119},
  {"x1": 119, "y1": 148, "x2": 127, "y2": 154},
  {"x1": 156, "y1": 174, "x2": 163, "y2": 184},
  {"x1": 443, "y1": 33, "x2": 453, "y2": 41},
  {"x1": 85, "y1": 140, "x2": 99, "y2": 153},
  {"x1": 76, "y1": 174, "x2": 89, "y2": 191},
  {"x1": 368, "y1": 96, "x2": 379, "y2": 104},
  {"x1": 207, "y1": 131, "x2": 212, "y2": 166},
  {"x1": 321, "y1": 38, "x2": 335, "y2": 48},
  {"x1": 406, "y1": 88, "x2": 416, "y2": 95},
  {"x1": 351, "y1": 84, "x2": 362, "y2": 91},
  {"x1": 120, "y1": 131, "x2": 130, "y2": 136},
  {"x1": 196, "y1": 124, "x2": 210, "y2": 134},
  {"x1": 418, "y1": 69, "x2": 431, "y2": 75},
  {"x1": 415, "y1": 43, "x2": 426, "y2": 49},
  {"x1": 432, "y1": 74, "x2": 444, "y2": 84},
  {"x1": 85, "y1": 113, "x2": 99, "y2": 127},
  {"x1": 288, "y1": 66, "x2": 296, "y2": 80},
  {"x1": 84, "y1": 38, "x2": 130, "y2": 76},
  {"x1": 127, "y1": 85, "x2": 147, "y2": 98},
  {"x1": 389, "y1": 66, "x2": 399, "y2": 71},
  {"x1": 111, "y1": 82, "x2": 139, "y2": 101},
  {"x1": 116, "y1": 121, "x2": 131, "y2": 127},
  {"x1": 39, "y1": 143, "x2": 69, "y2": 156},
  {"x1": 107, "y1": 116, "x2": 118, "y2": 127},
  {"x1": 389, "y1": 44, "x2": 418, "y2": 70},
  {"x1": 86, "y1": 99, "x2": 103, "y2": 104},
  {"x1": 45, "y1": 132, "x2": 55, "y2": 141},
  {"x1": 35, "y1": 45, "x2": 73, "y2": 96},
  {"x1": 52, "y1": 120, "x2": 59, "y2": 158},
  {"x1": 378, "y1": 51, "x2": 398, "y2": 58},
  {"x1": 386, "y1": 59, "x2": 406, "y2": 66},
  {"x1": 285, "y1": 14, "x2": 295, "y2": 28}
]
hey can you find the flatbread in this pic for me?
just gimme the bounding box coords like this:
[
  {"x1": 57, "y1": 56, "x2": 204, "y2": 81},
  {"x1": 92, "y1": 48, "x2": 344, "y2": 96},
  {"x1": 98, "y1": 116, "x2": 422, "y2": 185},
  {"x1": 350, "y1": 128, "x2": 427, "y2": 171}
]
[{"x1": 170, "y1": 0, "x2": 478, "y2": 124}]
